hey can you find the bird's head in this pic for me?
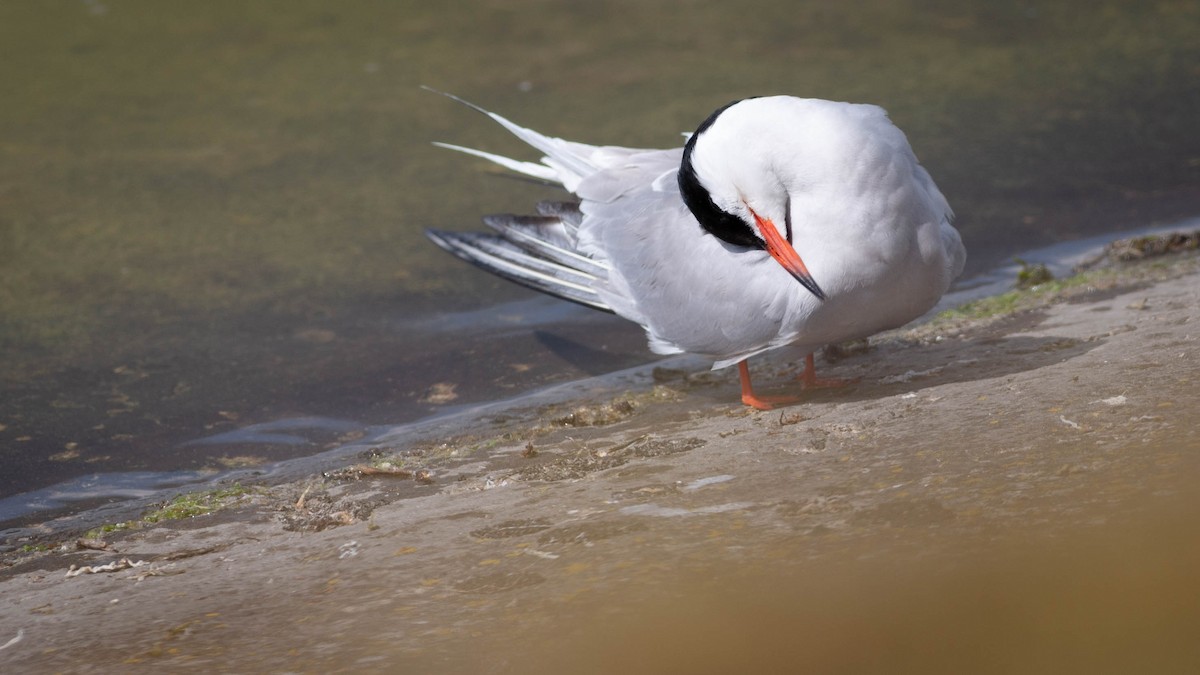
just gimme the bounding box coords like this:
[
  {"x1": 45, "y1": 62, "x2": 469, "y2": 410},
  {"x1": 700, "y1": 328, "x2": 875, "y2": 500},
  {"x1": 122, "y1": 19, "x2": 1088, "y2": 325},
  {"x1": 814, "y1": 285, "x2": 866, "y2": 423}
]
[{"x1": 678, "y1": 96, "x2": 827, "y2": 301}]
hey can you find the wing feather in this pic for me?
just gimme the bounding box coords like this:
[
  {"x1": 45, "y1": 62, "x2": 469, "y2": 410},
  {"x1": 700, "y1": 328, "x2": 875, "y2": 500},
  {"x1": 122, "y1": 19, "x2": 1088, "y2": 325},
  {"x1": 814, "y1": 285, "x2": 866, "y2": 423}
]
[
  {"x1": 425, "y1": 92, "x2": 686, "y2": 336},
  {"x1": 425, "y1": 229, "x2": 613, "y2": 313},
  {"x1": 481, "y1": 214, "x2": 609, "y2": 275}
]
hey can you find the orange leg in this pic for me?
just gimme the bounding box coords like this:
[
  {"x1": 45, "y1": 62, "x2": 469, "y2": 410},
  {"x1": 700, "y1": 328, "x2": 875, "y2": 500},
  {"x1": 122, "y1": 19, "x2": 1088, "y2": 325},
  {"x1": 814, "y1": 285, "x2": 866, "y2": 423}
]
[
  {"x1": 738, "y1": 360, "x2": 799, "y2": 410},
  {"x1": 797, "y1": 352, "x2": 859, "y2": 389}
]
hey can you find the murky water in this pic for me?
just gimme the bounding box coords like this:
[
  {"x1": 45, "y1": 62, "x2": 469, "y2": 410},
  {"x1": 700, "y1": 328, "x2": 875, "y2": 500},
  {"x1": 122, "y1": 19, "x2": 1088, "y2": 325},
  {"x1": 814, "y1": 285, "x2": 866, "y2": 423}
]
[{"x1": 2, "y1": 1, "x2": 1199, "y2": 525}]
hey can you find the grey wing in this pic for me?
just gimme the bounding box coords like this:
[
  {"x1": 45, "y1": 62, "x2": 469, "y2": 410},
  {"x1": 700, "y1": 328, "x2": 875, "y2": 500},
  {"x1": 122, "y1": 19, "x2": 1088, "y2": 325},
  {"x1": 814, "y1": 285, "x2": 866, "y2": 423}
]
[
  {"x1": 427, "y1": 94, "x2": 687, "y2": 321},
  {"x1": 911, "y1": 162, "x2": 966, "y2": 284},
  {"x1": 422, "y1": 147, "x2": 679, "y2": 317},
  {"x1": 425, "y1": 204, "x2": 613, "y2": 313}
]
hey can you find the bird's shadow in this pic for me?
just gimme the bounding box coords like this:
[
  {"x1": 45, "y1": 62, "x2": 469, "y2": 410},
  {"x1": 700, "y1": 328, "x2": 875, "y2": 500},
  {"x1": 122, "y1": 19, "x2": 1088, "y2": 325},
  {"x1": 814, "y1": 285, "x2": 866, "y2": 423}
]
[
  {"x1": 531, "y1": 307, "x2": 1106, "y2": 409},
  {"x1": 534, "y1": 329, "x2": 653, "y2": 377},
  {"x1": 701, "y1": 326, "x2": 1103, "y2": 407}
]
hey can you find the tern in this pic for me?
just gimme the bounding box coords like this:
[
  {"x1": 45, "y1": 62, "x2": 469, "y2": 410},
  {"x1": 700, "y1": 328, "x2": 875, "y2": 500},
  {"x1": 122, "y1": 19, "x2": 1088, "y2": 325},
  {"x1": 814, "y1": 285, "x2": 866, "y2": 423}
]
[{"x1": 426, "y1": 93, "x2": 966, "y2": 409}]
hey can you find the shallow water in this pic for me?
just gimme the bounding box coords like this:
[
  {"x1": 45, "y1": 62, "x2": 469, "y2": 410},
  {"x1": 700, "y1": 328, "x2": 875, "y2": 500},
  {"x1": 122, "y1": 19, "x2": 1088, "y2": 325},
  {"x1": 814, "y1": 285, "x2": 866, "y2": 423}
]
[{"x1": 2, "y1": 1, "x2": 1199, "y2": 525}]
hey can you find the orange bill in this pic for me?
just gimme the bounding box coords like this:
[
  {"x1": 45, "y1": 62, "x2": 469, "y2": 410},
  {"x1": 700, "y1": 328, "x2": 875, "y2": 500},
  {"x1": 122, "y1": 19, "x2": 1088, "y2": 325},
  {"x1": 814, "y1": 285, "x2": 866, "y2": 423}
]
[{"x1": 750, "y1": 209, "x2": 827, "y2": 301}]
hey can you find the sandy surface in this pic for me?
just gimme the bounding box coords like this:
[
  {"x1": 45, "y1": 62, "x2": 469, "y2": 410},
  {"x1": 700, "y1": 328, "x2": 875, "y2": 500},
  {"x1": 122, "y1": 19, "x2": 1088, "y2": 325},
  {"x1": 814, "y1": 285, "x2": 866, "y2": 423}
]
[{"x1": 1, "y1": 252, "x2": 1198, "y2": 673}]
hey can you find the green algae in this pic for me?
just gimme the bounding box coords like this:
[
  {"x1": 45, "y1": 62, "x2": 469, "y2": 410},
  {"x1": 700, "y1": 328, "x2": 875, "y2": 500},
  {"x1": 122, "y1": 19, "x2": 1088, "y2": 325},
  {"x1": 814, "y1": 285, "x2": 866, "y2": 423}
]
[
  {"x1": 933, "y1": 249, "x2": 1200, "y2": 326},
  {"x1": 81, "y1": 484, "x2": 253, "y2": 540},
  {"x1": 1015, "y1": 259, "x2": 1055, "y2": 289},
  {"x1": 140, "y1": 484, "x2": 251, "y2": 524}
]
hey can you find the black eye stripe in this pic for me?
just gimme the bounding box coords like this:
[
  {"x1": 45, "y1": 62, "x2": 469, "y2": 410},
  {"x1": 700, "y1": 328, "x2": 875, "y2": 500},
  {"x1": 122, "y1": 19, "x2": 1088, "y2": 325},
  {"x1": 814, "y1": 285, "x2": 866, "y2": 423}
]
[
  {"x1": 784, "y1": 193, "x2": 793, "y2": 244},
  {"x1": 678, "y1": 98, "x2": 764, "y2": 250}
]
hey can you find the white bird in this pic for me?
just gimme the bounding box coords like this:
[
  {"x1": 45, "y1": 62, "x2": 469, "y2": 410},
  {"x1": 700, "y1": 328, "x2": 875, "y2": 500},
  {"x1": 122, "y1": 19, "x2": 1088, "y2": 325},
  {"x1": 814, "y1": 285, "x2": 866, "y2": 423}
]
[{"x1": 426, "y1": 93, "x2": 966, "y2": 409}]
